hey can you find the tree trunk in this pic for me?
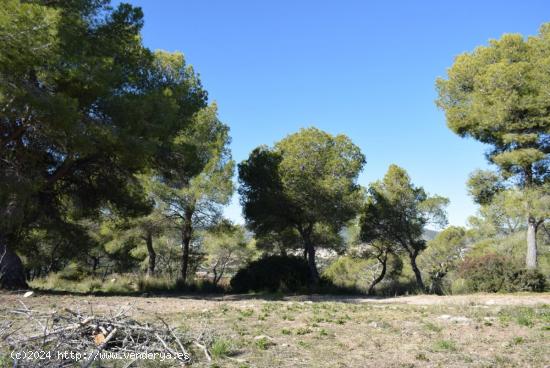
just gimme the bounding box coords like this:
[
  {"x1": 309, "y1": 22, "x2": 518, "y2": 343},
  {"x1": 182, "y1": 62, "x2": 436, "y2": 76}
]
[
  {"x1": 409, "y1": 252, "x2": 425, "y2": 292},
  {"x1": 526, "y1": 216, "x2": 538, "y2": 269},
  {"x1": 305, "y1": 241, "x2": 319, "y2": 285},
  {"x1": 145, "y1": 231, "x2": 156, "y2": 277},
  {"x1": 367, "y1": 253, "x2": 388, "y2": 296},
  {"x1": 0, "y1": 239, "x2": 28, "y2": 290},
  {"x1": 180, "y1": 209, "x2": 193, "y2": 283},
  {"x1": 299, "y1": 225, "x2": 319, "y2": 285},
  {"x1": 429, "y1": 271, "x2": 446, "y2": 295},
  {"x1": 91, "y1": 256, "x2": 99, "y2": 274}
]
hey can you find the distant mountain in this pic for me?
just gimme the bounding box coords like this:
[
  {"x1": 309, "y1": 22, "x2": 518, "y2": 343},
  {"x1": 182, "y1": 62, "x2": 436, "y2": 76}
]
[{"x1": 422, "y1": 229, "x2": 439, "y2": 241}]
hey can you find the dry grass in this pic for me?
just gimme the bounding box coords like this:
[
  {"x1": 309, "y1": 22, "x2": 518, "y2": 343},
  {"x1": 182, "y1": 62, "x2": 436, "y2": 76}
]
[{"x1": 0, "y1": 292, "x2": 549, "y2": 367}]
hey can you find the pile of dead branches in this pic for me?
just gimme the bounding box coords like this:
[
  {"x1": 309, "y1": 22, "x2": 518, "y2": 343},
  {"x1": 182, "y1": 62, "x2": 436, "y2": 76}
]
[{"x1": 0, "y1": 301, "x2": 212, "y2": 367}]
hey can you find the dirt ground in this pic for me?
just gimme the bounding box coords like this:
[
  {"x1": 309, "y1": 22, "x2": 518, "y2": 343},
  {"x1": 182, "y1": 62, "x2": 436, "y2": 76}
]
[{"x1": 1, "y1": 292, "x2": 549, "y2": 367}]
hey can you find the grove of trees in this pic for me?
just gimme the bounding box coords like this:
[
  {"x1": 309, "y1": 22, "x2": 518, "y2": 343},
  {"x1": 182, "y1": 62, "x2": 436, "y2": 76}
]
[{"x1": 0, "y1": 1, "x2": 548, "y2": 295}]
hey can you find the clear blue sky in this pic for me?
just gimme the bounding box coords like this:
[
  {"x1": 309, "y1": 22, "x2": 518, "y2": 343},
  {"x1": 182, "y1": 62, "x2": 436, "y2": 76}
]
[{"x1": 119, "y1": 0, "x2": 549, "y2": 227}]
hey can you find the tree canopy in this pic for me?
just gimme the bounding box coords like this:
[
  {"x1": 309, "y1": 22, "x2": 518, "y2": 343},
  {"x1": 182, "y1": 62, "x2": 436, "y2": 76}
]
[
  {"x1": 360, "y1": 165, "x2": 449, "y2": 291},
  {"x1": 0, "y1": 0, "x2": 206, "y2": 288},
  {"x1": 239, "y1": 127, "x2": 365, "y2": 283},
  {"x1": 436, "y1": 24, "x2": 550, "y2": 269}
]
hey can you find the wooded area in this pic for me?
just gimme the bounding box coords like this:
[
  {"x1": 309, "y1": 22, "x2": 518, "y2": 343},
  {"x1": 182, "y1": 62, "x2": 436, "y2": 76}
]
[{"x1": 0, "y1": 0, "x2": 549, "y2": 298}]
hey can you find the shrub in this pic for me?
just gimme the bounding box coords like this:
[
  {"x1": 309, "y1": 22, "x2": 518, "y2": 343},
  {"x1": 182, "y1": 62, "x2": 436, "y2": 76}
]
[
  {"x1": 458, "y1": 254, "x2": 514, "y2": 292},
  {"x1": 322, "y1": 256, "x2": 373, "y2": 291},
  {"x1": 450, "y1": 278, "x2": 468, "y2": 295},
  {"x1": 507, "y1": 269, "x2": 546, "y2": 292},
  {"x1": 57, "y1": 262, "x2": 88, "y2": 281},
  {"x1": 322, "y1": 254, "x2": 415, "y2": 296},
  {"x1": 458, "y1": 253, "x2": 546, "y2": 293},
  {"x1": 210, "y1": 338, "x2": 232, "y2": 359},
  {"x1": 230, "y1": 255, "x2": 310, "y2": 293}
]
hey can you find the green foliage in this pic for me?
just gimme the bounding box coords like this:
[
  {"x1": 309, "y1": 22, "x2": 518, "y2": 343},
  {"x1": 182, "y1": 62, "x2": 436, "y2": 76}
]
[
  {"x1": 458, "y1": 254, "x2": 546, "y2": 292},
  {"x1": 436, "y1": 23, "x2": 550, "y2": 269},
  {"x1": 322, "y1": 254, "x2": 403, "y2": 294},
  {"x1": 458, "y1": 254, "x2": 516, "y2": 292},
  {"x1": 507, "y1": 269, "x2": 546, "y2": 292},
  {"x1": 255, "y1": 336, "x2": 271, "y2": 350},
  {"x1": 360, "y1": 164, "x2": 449, "y2": 290},
  {"x1": 57, "y1": 262, "x2": 88, "y2": 282},
  {"x1": 201, "y1": 222, "x2": 256, "y2": 285},
  {"x1": 230, "y1": 255, "x2": 310, "y2": 293},
  {"x1": 467, "y1": 170, "x2": 505, "y2": 205},
  {"x1": 0, "y1": 0, "x2": 208, "y2": 288},
  {"x1": 239, "y1": 128, "x2": 365, "y2": 281},
  {"x1": 433, "y1": 339, "x2": 457, "y2": 352},
  {"x1": 153, "y1": 103, "x2": 235, "y2": 281},
  {"x1": 418, "y1": 226, "x2": 468, "y2": 294},
  {"x1": 31, "y1": 274, "x2": 226, "y2": 295},
  {"x1": 436, "y1": 25, "x2": 550, "y2": 183},
  {"x1": 254, "y1": 228, "x2": 303, "y2": 255},
  {"x1": 210, "y1": 338, "x2": 232, "y2": 359},
  {"x1": 322, "y1": 256, "x2": 374, "y2": 291}
]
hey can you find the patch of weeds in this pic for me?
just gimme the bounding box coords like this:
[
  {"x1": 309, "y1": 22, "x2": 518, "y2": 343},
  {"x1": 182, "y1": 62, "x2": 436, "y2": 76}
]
[
  {"x1": 281, "y1": 328, "x2": 291, "y2": 335},
  {"x1": 297, "y1": 340, "x2": 311, "y2": 348},
  {"x1": 211, "y1": 338, "x2": 232, "y2": 359},
  {"x1": 219, "y1": 304, "x2": 230, "y2": 314},
  {"x1": 239, "y1": 309, "x2": 254, "y2": 318},
  {"x1": 511, "y1": 336, "x2": 524, "y2": 345},
  {"x1": 232, "y1": 324, "x2": 248, "y2": 336},
  {"x1": 499, "y1": 307, "x2": 535, "y2": 328},
  {"x1": 516, "y1": 315, "x2": 534, "y2": 328},
  {"x1": 261, "y1": 303, "x2": 278, "y2": 314},
  {"x1": 423, "y1": 321, "x2": 442, "y2": 332},
  {"x1": 255, "y1": 337, "x2": 271, "y2": 350},
  {"x1": 319, "y1": 328, "x2": 328, "y2": 336},
  {"x1": 295, "y1": 327, "x2": 312, "y2": 335},
  {"x1": 493, "y1": 354, "x2": 515, "y2": 367},
  {"x1": 433, "y1": 339, "x2": 457, "y2": 352},
  {"x1": 415, "y1": 352, "x2": 429, "y2": 362},
  {"x1": 0, "y1": 355, "x2": 12, "y2": 368},
  {"x1": 282, "y1": 314, "x2": 295, "y2": 321}
]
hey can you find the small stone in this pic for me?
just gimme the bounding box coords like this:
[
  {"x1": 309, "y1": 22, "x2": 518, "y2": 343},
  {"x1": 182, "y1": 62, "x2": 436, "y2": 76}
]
[{"x1": 23, "y1": 291, "x2": 34, "y2": 298}]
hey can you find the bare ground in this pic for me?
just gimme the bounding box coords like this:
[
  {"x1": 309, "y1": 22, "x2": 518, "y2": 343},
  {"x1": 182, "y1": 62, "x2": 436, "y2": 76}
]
[{"x1": 1, "y1": 292, "x2": 549, "y2": 367}]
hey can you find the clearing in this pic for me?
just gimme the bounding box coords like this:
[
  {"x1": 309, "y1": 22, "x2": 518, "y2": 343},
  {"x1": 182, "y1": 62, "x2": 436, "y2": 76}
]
[{"x1": 0, "y1": 292, "x2": 549, "y2": 367}]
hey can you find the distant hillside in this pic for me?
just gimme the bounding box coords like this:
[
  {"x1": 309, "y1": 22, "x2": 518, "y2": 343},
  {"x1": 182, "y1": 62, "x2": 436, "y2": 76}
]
[{"x1": 422, "y1": 229, "x2": 439, "y2": 241}]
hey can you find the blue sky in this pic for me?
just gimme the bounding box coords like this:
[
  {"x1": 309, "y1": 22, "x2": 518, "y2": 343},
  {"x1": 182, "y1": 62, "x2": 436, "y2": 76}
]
[{"x1": 120, "y1": 0, "x2": 549, "y2": 227}]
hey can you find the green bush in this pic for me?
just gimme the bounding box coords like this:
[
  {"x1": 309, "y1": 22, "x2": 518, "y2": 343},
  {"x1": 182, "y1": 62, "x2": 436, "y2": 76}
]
[
  {"x1": 57, "y1": 262, "x2": 88, "y2": 281},
  {"x1": 450, "y1": 278, "x2": 468, "y2": 294},
  {"x1": 507, "y1": 269, "x2": 546, "y2": 292},
  {"x1": 230, "y1": 255, "x2": 310, "y2": 293},
  {"x1": 174, "y1": 278, "x2": 226, "y2": 293},
  {"x1": 458, "y1": 254, "x2": 546, "y2": 293},
  {"x1": 322, "y1": 256, "x2": 373, "y2": 291},
  {"x1": 322, "y1": 254, "x2": 417, "y2": 296}
]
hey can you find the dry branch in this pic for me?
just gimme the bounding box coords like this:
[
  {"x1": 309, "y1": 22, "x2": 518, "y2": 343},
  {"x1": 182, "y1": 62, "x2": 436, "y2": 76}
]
[{"x1": 2, "y1": 301, "x2": 212, "y2": 367}]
